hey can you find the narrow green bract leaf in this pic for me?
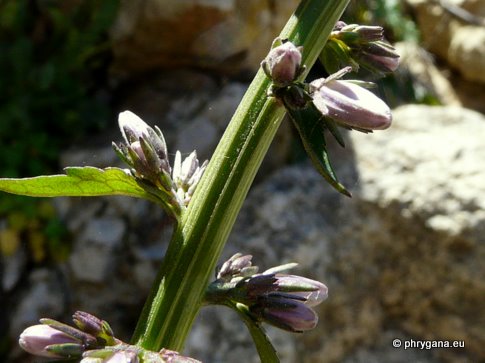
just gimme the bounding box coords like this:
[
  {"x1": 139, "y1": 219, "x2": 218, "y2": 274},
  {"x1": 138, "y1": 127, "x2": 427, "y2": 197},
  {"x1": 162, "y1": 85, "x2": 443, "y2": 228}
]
[
  {"x1": 232, "y1": 303, "x2": 280, "y2": 363},
  {"x1": 0, "y1": 167, "x2": 159, "y2": 202},
  {"x1": 288, "y1": 106, "x2": 351, "y2": 197}
]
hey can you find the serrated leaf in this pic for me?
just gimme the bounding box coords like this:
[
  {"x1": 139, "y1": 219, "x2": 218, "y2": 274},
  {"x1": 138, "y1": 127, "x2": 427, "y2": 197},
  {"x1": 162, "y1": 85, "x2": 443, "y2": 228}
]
[
  {"x1": 288, "y1": 105, "x2": 351, "y2": 197},
  {"x1": 0, "y1": 166, "x2": 161, "y2": 203}
]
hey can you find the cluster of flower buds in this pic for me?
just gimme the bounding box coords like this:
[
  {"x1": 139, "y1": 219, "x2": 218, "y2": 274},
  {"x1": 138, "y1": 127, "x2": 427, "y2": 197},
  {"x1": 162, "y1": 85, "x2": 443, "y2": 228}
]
[
  {"x1": 320, "y1": 21, "x2": 400, "y2": 75},
  {"x1": 207, "y1": 253, "x2": 328, "y2": 333},
  {"x1": 262, "y1": 40, "x2": 393, "y2": 132},
  {"x1": 172, "y1": 150, "x2": 207, "y2": 206},
  {"x1": 18, "y1": 311, "x2": 201, "y2": 362},
  {"x1": 113, "y1": 111, "x2": 207, "y2": 214}
]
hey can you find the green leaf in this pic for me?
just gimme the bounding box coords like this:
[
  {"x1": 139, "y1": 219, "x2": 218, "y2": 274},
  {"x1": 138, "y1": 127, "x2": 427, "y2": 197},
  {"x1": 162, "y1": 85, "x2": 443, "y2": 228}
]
[
  {"x1": 288, "y1": 105, "x2": 351, "y2": 197},
  {"x1": 232, "y1": 303, "x2": 280, "y2": 363},
  {"x1": 0, "y1": 166, "x2": 161, "y2": 202}
]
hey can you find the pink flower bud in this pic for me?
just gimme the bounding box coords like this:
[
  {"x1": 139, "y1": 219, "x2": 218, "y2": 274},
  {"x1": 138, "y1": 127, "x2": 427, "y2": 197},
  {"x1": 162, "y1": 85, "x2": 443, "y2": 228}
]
[
  {"x1": 262, "y1": 41, "x2": 302, "y2": 86},
  {"x1": 311, "y1": 78, "x2": 392, "y2": 130},
  {"x1": 19, "y1": 324, "x2": 80, "y2": 358}
]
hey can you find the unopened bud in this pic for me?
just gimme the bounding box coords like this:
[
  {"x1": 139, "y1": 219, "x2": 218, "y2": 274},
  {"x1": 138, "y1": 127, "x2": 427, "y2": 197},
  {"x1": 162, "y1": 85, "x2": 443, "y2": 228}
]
[
  {"x1": 72, "y1": 311, "x2": 116, "y2": 346},
  {"x1": 273, "y1": 274, "x2": 328, "y2": 307},
  {"x1": 350, "y1": 25, "x2": 384, "y2": 42},
  {"x1": 325, "y1": 22, "x2": 399, "y2": 76},
  {"x1": 172, "y1": 150, "x2": 208, "y2": 206},
  {"x1": 217, "y1": 253, "x2": 257, "y2": 281},
  {"x1": 253, "y1": 296, "x2": 318, "y2": 333},
  {"x1": 113, "y1": 111, "x2": 171, "y2": 186},
  {"x1": 19, "y1": 324, "x2": 83, "y2": 358},
  {"x1": 358, "y1": 41, "x2": 400, "y2": 73},
  {"x1": 311, "y1": 77, "x2": 392, "y2": 130},
  {"x1": 262, "y1": 39, "x2": 303, "y2": 86}
]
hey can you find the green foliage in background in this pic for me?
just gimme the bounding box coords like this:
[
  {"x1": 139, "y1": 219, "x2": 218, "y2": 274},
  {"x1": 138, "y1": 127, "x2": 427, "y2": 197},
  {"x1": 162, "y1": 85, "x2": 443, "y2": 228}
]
[
  {"x1": 342, "y1": 0, "x2": 441, "y2": 106},
  {"x1": 0, "y1": 0, "x2": 118, "y2": 178},
  {"x1": 346, "y1": 0, "x2": 419, "y2": 43},
  {"x1": 0, "y1": 0, "x2": 119, "y2": 263}
]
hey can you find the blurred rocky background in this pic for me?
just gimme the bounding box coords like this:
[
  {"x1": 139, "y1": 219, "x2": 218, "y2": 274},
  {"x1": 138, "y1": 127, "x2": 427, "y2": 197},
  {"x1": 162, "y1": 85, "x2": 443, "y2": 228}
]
[{"x1": 1, "y1": 0, "x2": 484, "y2": 362}]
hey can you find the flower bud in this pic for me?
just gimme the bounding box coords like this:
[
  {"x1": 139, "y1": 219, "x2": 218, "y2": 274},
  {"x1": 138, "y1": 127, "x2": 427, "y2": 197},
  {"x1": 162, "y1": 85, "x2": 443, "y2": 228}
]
[
  {"x1": 311, "y1": 78, "x2": 392, "y2": 130},
  {"x1": 253, "y1": 296, "x2": 318, "y2": 332},
  {"x1": 357, "y1": 41, "x2": 400, "y2": 73},
  {"x1": 172, "y1": 150, "x2": 208, "y2": 206},
  {"x1": 262, "y1": 39, "x2": 303, "y2": 86},
  {"x1": 273, "y1": 274, "x2": 328, "y2": 307},
  {"x1": 217, "y1": 253, "x2": 257, "y2": 281},
  {"x1": 325, "y1": 22, "x2": 399, "y2": 76},
  {"x1": 19, "y1": 324, "x2": 82, "y2": 358},
  {"x1": 113, "y1": 111, "x2": 171, "y2": 186},
  {"x1": 350, "y1": 24, "x2": 384, "y2": 42},
  {"x1": 72, "y1": 311, "x2": 116, "y2": 346}
]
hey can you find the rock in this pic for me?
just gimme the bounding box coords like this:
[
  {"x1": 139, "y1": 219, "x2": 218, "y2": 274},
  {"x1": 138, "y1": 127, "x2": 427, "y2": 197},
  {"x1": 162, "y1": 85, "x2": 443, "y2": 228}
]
[
  {"x1": 10, "y1": 268, "x2": 65, "y2": 338},
  {"x1": 448, "y1": 25, "x2": 485, "y2": 83},
  {"x1": 407, "y1": 0, "x2": 485, "y2": 83},
  {"x1": 175, "y1": 116, "x2": 218, "y2": 159},
  {"x1": 110, "y1": 0, "x2": 300, "y2": 78},
  {"x1": 1, "y1": 243, "x2": 26, "y2": 292},
  {"x1": 394, "y1": 42, "x2": 461, "y2": 106},
  {"x1": 120, "y1": 71, "x2": 292, "y2": 175},
  {"x1": 0, "y1": 224, "x2": 25, "y2": 292},
  {"x1": 69, "y1": 217, "x2": 125, "y2": 282},
  {"x1": 185, "y1": 105, "x2": 485, "y2": 362}
]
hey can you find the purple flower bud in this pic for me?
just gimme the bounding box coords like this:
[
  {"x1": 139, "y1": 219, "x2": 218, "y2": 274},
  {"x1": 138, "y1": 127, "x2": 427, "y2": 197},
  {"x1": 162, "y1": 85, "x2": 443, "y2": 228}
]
[
  {"x1": 361, "y1": 52, "x2": 400, "y2": 73},
  {"x1": 257, "y1": 298, "x2": 318, "y2": 332},
  {"x1": 217, "y1": 253, "x2": 256, "y2": 280},
  {"x1": 311, "y1": 78, "x2": 392, "y2": 130},
  {"x1": 114, "y1": 111, "x2": 171, "y2": 185},
  {"x1": 333, "y1": 21, "x2": 347, "y2": 31},
  {"x1": 352, "y1": 25, "x2": 384, "y2": 42},
  {"x1": 358, "y1": 41, "x2": 400, "y2": 73},
  {"x1": 327, "y1": 23, "x2": 399, "y2": 76},
  {"x1": 274, "y1": 274, "x2": 328, "y2": 307},
  {"x1": 19, "y1": 324, "x2": 81, "y2": 358},
  {"x1": 262, "y1": 40, "x2": 303, "y2": 86},
  {"x1": 72, "y1": 311, "x2": 103, "y2": 335},
  {"x1": 119, "y1": 111, "x2": 150, "y2": 144},
  {"x1": 72, "y1": 311, "x2": 115, "y2": 346}
]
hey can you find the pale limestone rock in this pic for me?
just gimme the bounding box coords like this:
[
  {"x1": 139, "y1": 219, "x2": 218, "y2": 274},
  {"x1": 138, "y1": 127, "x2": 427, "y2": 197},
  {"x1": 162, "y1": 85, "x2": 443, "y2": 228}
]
[
  {"x1": 395, "y1": 42, "x2": 461, "y2": 106},
  {"x1": 407, "y1": 0, "x2": 485, "y2": 83},
  {"x1": 448, "y1": 25, "x2": 485, "y2": 82},
  {"x1": 10, "y1": 269, "x2": 65, "y2": 338}
]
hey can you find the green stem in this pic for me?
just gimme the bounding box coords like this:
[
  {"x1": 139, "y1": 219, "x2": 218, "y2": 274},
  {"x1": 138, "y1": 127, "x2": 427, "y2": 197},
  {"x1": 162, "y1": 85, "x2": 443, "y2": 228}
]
[
  {"x1": 232, "y1": 303, "x2": 279, "y2": 363},
  {"x1": 131, "y1": 0, "x2": 350, "y2": 354}
]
